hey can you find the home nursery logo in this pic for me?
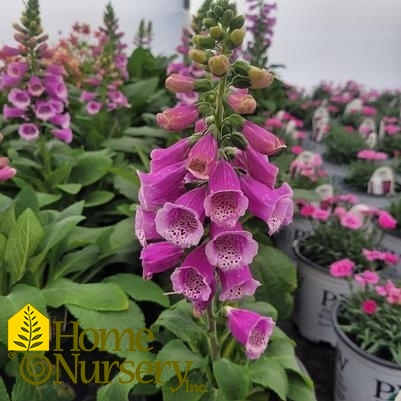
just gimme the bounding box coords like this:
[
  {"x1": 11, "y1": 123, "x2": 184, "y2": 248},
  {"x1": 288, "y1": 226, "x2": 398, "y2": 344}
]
[{"x1": 8, "y1": 304, "x2": 207, "y2": 392}]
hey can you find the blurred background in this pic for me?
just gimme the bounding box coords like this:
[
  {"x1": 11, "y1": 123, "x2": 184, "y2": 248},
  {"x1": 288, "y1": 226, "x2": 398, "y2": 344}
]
[{"x1": 1, "y1": 0, "x2": 400, "y2": 90}]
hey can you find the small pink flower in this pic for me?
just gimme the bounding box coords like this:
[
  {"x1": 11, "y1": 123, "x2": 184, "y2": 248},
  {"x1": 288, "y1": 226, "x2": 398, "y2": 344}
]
[
  {"x1": 337, "y1": 194, "x2": 359, "y2": 203},
  {"x1": 340, "y1": 213, "x2": 363, "y2": 230},
  {"x1": 376, "y1": 210, "x2": 397, "y2": 230},
  {"x1": 362, "y1": 248, "x2": 385, "y2": 262},
  {"x1": 86, "y1": 100, "x2": 102, "y2": 115},
  {"x1": 299, "y1": 204, "x2": 315, "y2": 217},
  {"x1": 311, "y1": 208, "x2": 330, "y2": 221},
  {"x1": 361, "y1": 299, "x2": 377, "y2": 315},
  {"x1": 18, "y1": 123, "x2": 39, "y2": 141},
  {"x1": 384, "y1": 252, "x2": 400, "y2": 266},
  {"x1": 384, "y1": 124, "x2": 400, "y2": 135},
  {"x1": 291, "y1": 145, "x2": 303, "y2": 155},
  {"x1": 354, "y1": 270, "x2": 379, "y2": 286},
  {"x1": 333, "y1": 206, "x2": 346, "y2": 218},
  {"x1": 329, "y1": 259, "x2": 355, "y2": 278},
  {"x1": 0, "y1": 158, "x2": 17, "y2": 181}
]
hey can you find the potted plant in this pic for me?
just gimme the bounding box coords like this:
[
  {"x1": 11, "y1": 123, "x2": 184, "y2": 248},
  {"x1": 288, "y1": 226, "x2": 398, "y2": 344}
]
[
  {"x1": 293, "y1": 195, "x2": 398, "y2": 345},
  {"x1": 332, "y1": 260, "x2": 401, "y2": 401}
]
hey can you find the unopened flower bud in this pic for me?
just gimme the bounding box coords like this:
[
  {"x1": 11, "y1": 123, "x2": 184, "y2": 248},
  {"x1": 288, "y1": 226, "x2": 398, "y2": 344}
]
[
  {"x1": 202, "y1": 17, "x2": 218, "y2": 29},
  {"x1": 12, "y1": 23, "x2": 27, "y2": 34},
  {"x1": 165, "y1": 74, "x2": 195, "y2": 93},
  {"x1": 232, "y1": 76, "x2": 252, "y2": 89},
  {"x1": 205, "y1": 116, "x2": 215, "y2": 125},
  {"x1": 0, "y1": 157, "x2": 10, "y2": 168},
  {"x1": 228, "y1": 89, "x2": 257, "y2": 115},
  {"x1": 208, "y1": 55, "x2": 229, "y2": 77},
  {"x1": 231, "y1": 132, "x2": 248, "y2": 150},
  {"x1": 37, "y1": 34, "x2": 49, "y2": 44},
  {"x1": 226, "y1": 113, "x2": 246, "y2": 128},
  {"x1": 14, "y1": 32, "x2": 28, "y2": 43},
  {"x1": 249, "y1": 69, "x2": 274, "y2": 89},
  {"x1": 232, "y1": 60, "x2": 251, "y2": 76},
  {"x1": 194, "y1": 79, "x2": 213, "y2": 92},
  {"x1": 193, "y1": 34, "x2": 215, "y2": 49},
  {"x1": 230, "y1": 15, "x2": 245, "y2": 30},
  {"x1": 221, "y1": 9, "x2": 235, "y2": 27},
  {"x1": 212, "y1": 5, "x2": 224, "y2": 18},
  {"x1": 230, "y1": 28, "x2": 245, "y2": 47},
  {"x1": 189, "y1": 49, "x2": 211, "y2": 64},
  {"x1": 209, "y1": 26, "x2": 224, "y2": 41}
]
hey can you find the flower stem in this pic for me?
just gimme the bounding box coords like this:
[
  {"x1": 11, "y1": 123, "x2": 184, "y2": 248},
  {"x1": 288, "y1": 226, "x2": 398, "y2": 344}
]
[
  {"x1": 206, "y1": 301, "x2": 220, "y2": 361},
  {"x1": 214, "y1": 74, "x2": 227, "y2": 143}
]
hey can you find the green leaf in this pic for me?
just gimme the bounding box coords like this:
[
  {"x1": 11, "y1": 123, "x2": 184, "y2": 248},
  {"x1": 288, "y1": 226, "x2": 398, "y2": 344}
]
[
  {"x1": 36, "y1": 192, "x2": 62, "y2": 207},
  {"x1": 287, "y1": 372, "x2": 317, "y2": 401},
  {"x1": 0, "y1": 194, "x2": 13, "y2": 213},
  {"x1": 55, "y1": 183, "x2": 82, "y2": 194},
  {"x1": 46, "y1": 163, "x2": 72, "y2": 189},
  {"x1": 156, "y1": 340, "x2": 207, "y2": 385},
  {"x1": 251, "y1": 245, "x2": 297, "y2": 319},
  {"x1": 0, "y1": 377, "x2": 10, "y2": 401},
  {"x1": 58, "y1": 201, "x2": 85, "y2": 219},
  {"x1": 124, "y1": 126, "x2": 168, "y2": 139},
  {"x1": 43, "y1": 278, "x2": 129, "y2": 311},
  {"x1": 162, "y1": 370, "x2": 208, "y2": 401},
  {"x1": 113, "y1": 174, "x2": 138, "y2": 201},
  {"x1": 104, "y1": 273, "x2": 170, "y2": 308},
  {"x1": 293, "y1": 188, "x2": 320, "y2": 202},
  {"x1": 0, "y1": 205, "x2": 16, "y2": 236},
  {"x1": 213, "y1": 359, "x2": 249, "y2": 401},
  {"x1": 0, "y1": 284, "x2": 46, "y2": 345},
  {"x1": 249, "y1": 357, "x2": 288, "y2": 399},
  {"x1": 69, "y1": 149, "x2": 113, "y2": 186},
  {"x1": 239, "y1": 301, "x2": 278, "y2": 321},
  {"x1": 103, "y1": 137, "x2": 153, "y2": 153},
  {"x1": 14, "y1": 187, "x2": 39, "y2": 216},
  {"x1": 5, "y1": 209, "x2": 44, "y2": 287},
  {"x1": 84, "y1": 190, "x2": 115, "y2": 207},
  {"x1": 67, "y1": 300, "x2": 145, "y2": 358}
]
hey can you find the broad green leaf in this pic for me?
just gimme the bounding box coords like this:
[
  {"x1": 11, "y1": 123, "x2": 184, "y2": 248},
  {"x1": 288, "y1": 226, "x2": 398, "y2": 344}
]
[
  {"x1": 0, "y1": 377, "x2": 10, "y2": 401},
  {"x1": 155, "y1": 340, "x2": 207, "y2": 385},
  {"x1": 5, "y1": 209, "x2": 44, "y2": 287},
  {"x1": 162, "y1": 370, "x2": 208, "y2": 401},
  {"x1": 212, "y1": 359, "x2": 249, "y2": 401},
  {"x1": 52, "y1": 245, "x2": 100, "y2": 280},
  {"x1": 108, "y1": 218, "x2": 137, "y2": 254},
  {"x1": 11, "y1": 372, "x2": 75, "y2": 401},
  {"x1": 251, "y1": 245, "x2": 297, "y2": 319},
  {"x1": 0, "y1": 284, "x2": 46, "y2": 345},
  {"x1": 152, "y1": 301, "x2": 203, "y2": 345},
  {"x1": 67, "y1": 301, "x2": 145, "y2": 358},
  {"x1": 103, "y1": 137, "x2": 153, "y2": 153},
  {"x1": 293, "y1": 189, "x2": 320, "y2": 202},
  {"x1": 0, "y1": 205, "x2": 15, "y2": 236},
  {"x1": 36, "y1": 192, "x2": 62, "y2": 207},
  {"x1": 58, "y1": 201, "x2": 85, "y2": 219},
  {"x1": 108, "y1": 166, "x2": 138, "y2": 183},
  {"x1": 287, "y1": 372, "x2": 317, "y2": 401},
  {"x1": 84, "y1": 190, "x2": 115, "y2": 207},
  {"x1": 104, "y1": 273, "x2": 170, "y2": 308},
  {"x1": 0, "y1": 194, "x2": 12, "y2": 213},
  {"x1": 124, "y1": 126, "x2": 168, "y2": 139},
  {"x1": 113, "y1": 174, "x2": 138, "y2": 201},
  {"x1": 55, "y1": 183, "x2": 82, "y2": 194},
  {"x1": 46, "y1": 163, "x2": 72, "y2": 189},
  {"x1": 43, "y1": 278, "x2": 128, "y2": 311},
  {"x1": 249, "y1": 357, "x2": 288, "y2": 400},
  {"x1": 14, "y1": 187, "x2": 39, "y2": 216},
  {"x1": 69, "y1": 150, "x2": 113, "y2": 186}
]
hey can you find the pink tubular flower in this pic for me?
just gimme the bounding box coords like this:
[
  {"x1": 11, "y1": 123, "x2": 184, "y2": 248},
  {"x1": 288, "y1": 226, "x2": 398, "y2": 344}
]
[
  {"x1": 242, "y1": 121, "x2": 286, "y2": 155},
  {"x1": 135, "y1": 207, "x2": 161, "y2": 247},
  {"x1": 156, "y1": 105, "x2": 199, "y2": 131},
  {"x1": 376, "y1": 210, "x2": 397, "y2": 230},
  {"x1": 206, "y1": 223, "x2": 258, "y2": 271},
  {"x1": 50, "y1": 113, "x2": 71, "y2": 129},
  {"x1": 240, "y1": 175, "x2": 293, "y2": 235},
  {"x1": 18, "y1": 123, "x2": 39, "y2": 141},
  {"x1": 52, "y1": 128, "x2": 73, "y2": 144},
  {"x1": 27, "y1": 76, "x2": 45, "y2": 97},
  {"x1": 8, "y1": 88, "x2": 31, "y2": 109},
  {"x1": 150, "y1": 138, "x2": 191, "y2": 171},
  {"x1": 171, "y1": 244, "x2": 215, "y2": 302},
  {"x1": 225, "y1": 306, "x2": 275, "y2": 360},
  {"x1": 80, "y1": 91, "x2": 98, "y2": 102},
  {"x1": 140, "y1": 241, "x2": 184, "y2": 279},
  {"x1": 218, "y1": 265, "x2": 261, "y2": 301},
  {"x1": 138, "y1": 161, "x2": 187, "y2": 211},
  {"x1": 361, "y1": 299, "x2": 378, "y2": 315},
  {"x1": 227, "y1": 89, "x2": 257, "y2": 114},
  {"x1": 204, "y1": 160, "x2": 249, "y2": 228},
  {"x1": 35, "y1": 100, "x2": 57, "y2": 121},
  {"x1": 155, "y1": 186, "x2": 207, "y2": 248},
  {"x1": 3, "y1": 105, "x2": 26, "y2": 121},
  {"x1": 354, "y1": 270, "x2": 379, "y2": 286},
  {"x1": 86, "y1": 100, "x2": 103, "y2": 115},
  {"x1": 165, "y1": 74, "x2": 195, "y2": 93},
  {"x1": 186, "y1": 133, "x2": 218, "y2": 179},
  {"x1": 0, "y1": 158, "x2": 17, "y2": 181},
  {"x1": 7, "y1": 61, "x2": 28, "y2": 77},
  {"x1": 329, "y1": 259, "x2": 355, "y2": 278}
]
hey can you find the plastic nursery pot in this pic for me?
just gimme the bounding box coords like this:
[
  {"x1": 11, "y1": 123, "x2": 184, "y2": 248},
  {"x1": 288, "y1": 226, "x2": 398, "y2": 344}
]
[
  {"x1": 292, "y1": 240, "x2": 350, "y2": 346},
  {"x1": 332, "y1": 303, "x2": 401, "y2": 401}
]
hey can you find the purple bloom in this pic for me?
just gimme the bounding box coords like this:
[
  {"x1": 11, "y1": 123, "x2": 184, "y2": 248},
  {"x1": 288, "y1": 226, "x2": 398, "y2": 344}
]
[
  {"x1": 28, "y1": 76, "x2": 45, "y2": 97},
  {"x1": 140, "y1": 242, "x2": 184, "y2": 280},
  {"x1": 150, "y1": 138, "x2": 191, "y2": 171},
  {"x1": 45, "y1": 64, "x2": 67, "y2": 76},
  {"x1": 171, "y1": 244, "x2": 216, "y2": 302},
  {"x1": 186, "y1": 133, "x2": 218, "y2": 179},
  {"x1": 242, "y1": 121, "x2": 285, "y2": 155},
  {"x1": 225, "y1": 307, "x2": 275, "y2": 359},
  {"x1": 3, "y1": 105, "x2": 26, "y2": 121},
  {"x1": 8, "y1": 88, "x2": 31, "y2": 110},
  {"x1": 80, "y1": 91, "x2": 98, "y2": 102},
  {"x1": 50, "y1": 113, "x2": 70, "y2": 129},
  {"x1": 35, "y1": 100, "x2": 57, "y2": 121},
  {"x1": 135, "y1": 207, "x2": 161, "y2": 247},
  {"x1": 205, "y1": 223, "x2": 258, "y2": 271},
  {"x1": 45, "y1": 75, "x2": 68, "y2": 102},
  {"x1": 1, "y1": 46, "x2": 20, "y2": 57},
  {"x1": 138, "y1": 161, "x2": 187, "y2": 211},
  {"x1": 52, "y1": 128, "x2": 73, "y2": 144},
  {"x1": 7, "y1": 61, "x2": 28, "y2": 77},
  {"x1": 156, "y1": 105, "x2": 199, "y2": 131},
  {"x1": 18, "y1": 123, "x2": 40, "y2": 141},
  {"x1": 49, "y1": 100, "x2": 64, "y2": 114},
  {"x1": 204, "y1": 160, "x2": 248, "y2": 228},
  {"x1": 218, "y1": 265, "x2": 260, "y2": 301},
  {"x1": 0, "y1": 72, "x2": 22, "y2": 89},
  {"x1": 240, "y1": 175, "x2": 293, "y2": 235},
  {"x1": 86, "y1": 100, "x2": 103, "y2": 115},
  {"x1": 155, "y1": 186, "x2": 207, "y2": 248}
]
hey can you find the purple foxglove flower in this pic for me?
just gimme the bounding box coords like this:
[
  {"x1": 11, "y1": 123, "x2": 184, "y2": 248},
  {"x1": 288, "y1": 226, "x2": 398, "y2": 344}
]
[
  {"x1": 45, "y1": 75, "x2": 68, "y2": 102},
  {"x1": 86, "y1": 76, "x2": 102, "y2": 86},
  {"x1": 225, "y1": 307, "x2": 275, "y2": 359},
  {"x1": 240, "y1": 175, "x2": 293, "y2": 235},
  {"x1": 165, "y1": 74, "x2": 195, "y2": 93},
  {"x1": 50, "y1": 113, "x2": 70, "y2": 129},
  {"x1": 167, "y1": 62, "x2": 186, "y2": 75},
  {"x1": 204, "y1": 160, "x2": 248, "y2": 228},
  {"x1": 18, "y1": 123, "x2": 40, "y2": 141},
  {"x1": 155, "y1": 186, "x2": 207, "y2": 248},
  {"x1": 156, "y1": 105, "x2": 199, "y2": 131},
  {"x1": 1, "y1": 46, "x2": 20, "y2": 57},
  {"x1": 107, "y1": 102, "x2": 118, "y2": 111},
  {"x1": 0, "y1": 158, "x2": 17, "y2": 181},
  {"x1": 28, "y1": 76, "x2": 45, "y2": 97},
  {"x1": 205, "y1": 223, "x2": 258, "y2": 271},
  {"x1": 195, "y1": 119, "x2": 207, "y2": 133},
  {"x1": 49, "y1": 100, "x2": 64, "y2": 114},
  {"x1": 176, "y1": 91, "x2": 199, "y2": 106},
  {"x1": 35, "y1": 100, "x2": 57, "y2": 121},
  {"x1": 7, "y1": 61, "x2": 28, "y2": 77},
  {"x1": 150, "y1": 138, "x2": 191, "y2": 171},
  {"x1": 107, "y1": 90, "x2": 125, "y2": 104},
  {"x1": 3, "y1": 105, "x2": 26, "y2": 121},
  {"x1": 8, "y1": 88, "x2": 31, "y2": 110},
  {"x1": 232, "y1": 147, "x2": 278, "y2": 188},
  {"x1": 80, "y1": 91, "x2": 97, "y2": 102},
  {"x1": 186, "y1": 133, "x2": 218, "y2": 179},
  {"x1": 138, "y1": 161, "x2": 187, "y2": 211},
  {"x1": 135, "y1": 206, "x2": 161, "y2": 247},
  {"x1": 0, "y1": 73, "x2": 22, "y2": 89},
  {"x1": 218, "y1": 265, "x2": 261, "y2": 301},
  {"x1": 171, "y1": 244, "x2": 216, "y2": 302},
  {"x1": 45, "y1": 64, "x2": 67, "y2": 76},
  {"x1": 242, "y1": 121, "x2": 286, "y2": 155},
  {"x1": 52, "y1": 128, "x2": 73, "y2": 144},
  {"x1": 86, "y1": 101, "x2": 103, "y2": 115},
  {"x1": 140, "y1": 241, "x2": 184, "y2": 280}
]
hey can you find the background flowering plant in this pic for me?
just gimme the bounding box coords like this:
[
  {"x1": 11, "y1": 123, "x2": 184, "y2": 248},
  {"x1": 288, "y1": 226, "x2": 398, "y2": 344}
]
[{"x1": 298, "y1": 194, "x2": 396, "y2": 268}]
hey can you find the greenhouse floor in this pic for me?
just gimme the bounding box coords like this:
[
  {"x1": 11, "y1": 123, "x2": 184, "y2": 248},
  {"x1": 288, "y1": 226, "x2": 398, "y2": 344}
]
[{"x1": 280, "y1": 320, "x2": 335, "y2": 401}]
